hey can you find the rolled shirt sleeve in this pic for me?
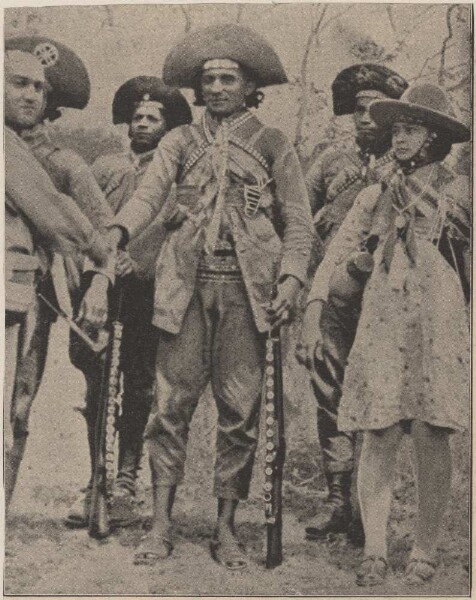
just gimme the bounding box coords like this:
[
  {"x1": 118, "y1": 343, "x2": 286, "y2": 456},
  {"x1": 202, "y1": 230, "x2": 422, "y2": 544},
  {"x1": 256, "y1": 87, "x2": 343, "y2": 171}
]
[
  {"x1": 5, "y1": 128, "x2": 109, "y2": 266},
  {"x1": 307, "y1": 184, "x2": 380, "y2": 304},
  {"x1": 59, "y1": 149, "x2": 116, "y2": 282}
]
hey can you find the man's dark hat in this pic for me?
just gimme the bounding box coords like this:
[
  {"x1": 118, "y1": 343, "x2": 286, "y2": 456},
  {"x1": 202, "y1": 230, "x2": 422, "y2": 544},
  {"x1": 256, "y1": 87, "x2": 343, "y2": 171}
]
[
  {"x1": 163, "y1": 24, "x2": 288, "y2": 89},
  {"x1": 5, "y1": 35, "x2": 90, "y2": 111},
  {"x1": 112, "y1": 76, "x2": 192, "y2": 129},
  {"x1": 370, "y1": 83, "x2": 471, "y2": 144},
  {"x1": 332, "y1": 63, "x2": 408, "y2": 116}
]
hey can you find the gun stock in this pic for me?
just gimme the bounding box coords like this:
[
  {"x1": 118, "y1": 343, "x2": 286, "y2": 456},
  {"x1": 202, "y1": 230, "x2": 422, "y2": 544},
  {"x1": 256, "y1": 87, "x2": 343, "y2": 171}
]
[
  {"x1": 263, "y1": 327, "x2": 285, "y2": 569},
  {"x1": 88, "y1": 285, "x2": 124, "y2": 539}
]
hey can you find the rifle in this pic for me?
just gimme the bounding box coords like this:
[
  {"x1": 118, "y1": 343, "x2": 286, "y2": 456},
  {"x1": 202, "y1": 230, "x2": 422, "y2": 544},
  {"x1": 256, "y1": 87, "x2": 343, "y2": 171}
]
[
  {"x1": 263, "y1": 326, "x2": 285, "y2": 568},
  {"x1": 88, "y1": 283, "x2": 124, "y2": 539}
]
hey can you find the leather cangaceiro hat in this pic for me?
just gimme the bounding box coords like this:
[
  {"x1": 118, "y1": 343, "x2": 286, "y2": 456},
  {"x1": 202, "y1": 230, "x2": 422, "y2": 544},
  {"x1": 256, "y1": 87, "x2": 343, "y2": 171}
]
[
  {"x1": 163, "y1": 24, "x2": 288, "y2": 89},
  {"x1": 370, "y1": 83, "x2": 471, "y2": 144},
  {"x1": 332, "y1": 63, "x2": 408, "y2": 116},
  {"x1": 112, "y1": 76, "x2": 192, "y2": 129},
  {"x1": 5, "y1": 36, "x2": 90, "y2": 112}
]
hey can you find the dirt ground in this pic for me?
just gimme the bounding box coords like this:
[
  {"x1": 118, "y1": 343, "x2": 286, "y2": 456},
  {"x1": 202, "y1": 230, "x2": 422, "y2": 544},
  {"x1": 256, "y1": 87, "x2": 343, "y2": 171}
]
[{"x1": 4, "y1": 321, "x2": 470, "y2": 596}]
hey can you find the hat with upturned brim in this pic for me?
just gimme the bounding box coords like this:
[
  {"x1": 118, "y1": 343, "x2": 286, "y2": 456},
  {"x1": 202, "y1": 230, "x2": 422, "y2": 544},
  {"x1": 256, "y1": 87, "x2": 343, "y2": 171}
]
[
  {"x1": 162, "y1": 24, "x2": 287, "y2": 89},
  {"x1": 112, "y1": 76, "x2": 192, "y2": 129},
  {"x1": 5, "y1": 35, "x2": 90, "y2": 111},
  {"x1": 370, "y1": 83, "x2": 471, "y2": 144},
  {"x1": 332, "y1": 63, "x2": 408, "y2": 116}
]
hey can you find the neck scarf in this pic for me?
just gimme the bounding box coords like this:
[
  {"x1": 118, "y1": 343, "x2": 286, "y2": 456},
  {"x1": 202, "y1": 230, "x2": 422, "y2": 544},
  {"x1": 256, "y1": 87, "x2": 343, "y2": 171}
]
[
  {"x1": 202, "y1": 110, "x2": 253, "y2": 254},
  {"x1": 381, "y1": 163, "x2": 439, "y2": 273}
]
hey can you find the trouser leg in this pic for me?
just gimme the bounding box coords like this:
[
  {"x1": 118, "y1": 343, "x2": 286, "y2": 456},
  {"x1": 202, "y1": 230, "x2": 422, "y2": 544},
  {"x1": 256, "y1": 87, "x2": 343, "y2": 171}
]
[
  {"x1": 306, "y1": 299, "x2": 362, "y2": 541},
  {"x1": 6, "y1": 299, "x2": 52, "y2": 510},
  {"x1": 5, "y1": 315, "x2": 23, "y2": 511},
  {"x1": 12, "y1": 297, "x2": 52, "y2": 436},
  {"x1": 145, "y1": 292, "x2": 209, "y2": 488},
  {"x1": 311, "y1": 299, "x2": 360, "y2": 475},
  {"x1": 117, "y1": 280, "x2": 157, "y2": 492},
  {"x1": 211, "y1": 281, "x2": 264, "y2": 501}
]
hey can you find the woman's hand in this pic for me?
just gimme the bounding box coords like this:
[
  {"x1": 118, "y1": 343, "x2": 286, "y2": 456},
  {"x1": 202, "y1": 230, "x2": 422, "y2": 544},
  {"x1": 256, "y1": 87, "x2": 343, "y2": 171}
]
[
  {"x1": 115, "y1": 250, "x2": 137, "y2": 277},
  {"x1": 106, "y1": 226, "x2": 125, "y2": 250},
  {"x1": 295, "y1": 300, "x2": 325, "y2": 370}
]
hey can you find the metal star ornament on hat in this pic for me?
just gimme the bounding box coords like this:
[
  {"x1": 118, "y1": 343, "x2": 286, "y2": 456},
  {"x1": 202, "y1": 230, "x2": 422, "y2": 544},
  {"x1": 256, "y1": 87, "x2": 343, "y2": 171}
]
[
  {"x1": 332, "y1": 63, "x2": 408, "y2": 116},
  {"x1": 162, "y1": 24, "x2": 288, "y2": 89},
  {"x1": 112, "y1": 76, "x2": 192, "y2": 129},
  {"x1": 369, "y1": 83, "x2": 471, "y2": 144},
  {"x1": 5, "y1": 35, "x2": 90, "y2": 110}
]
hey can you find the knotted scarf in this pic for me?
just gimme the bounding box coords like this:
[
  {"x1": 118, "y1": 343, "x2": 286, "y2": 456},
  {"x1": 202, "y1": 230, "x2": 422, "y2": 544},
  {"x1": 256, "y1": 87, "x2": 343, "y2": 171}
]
[{"x1": 381, "y1": 165, "x2": 438, "y2": 273}]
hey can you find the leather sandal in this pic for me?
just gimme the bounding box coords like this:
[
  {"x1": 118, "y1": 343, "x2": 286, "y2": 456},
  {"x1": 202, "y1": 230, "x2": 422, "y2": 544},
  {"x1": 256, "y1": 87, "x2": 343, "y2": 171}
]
[
  {"x1": 133, "y1": 530, "x2": 173, "y2": 566},
  {"x1": 356, "y1": 555, "x2": 388, "y2": 587},
  {"x1": 210, "y1": 538, "x2": 248, "y2": 571},
  {"x1": 404, "y1": 557, "x2": 437, "y2": 585}
]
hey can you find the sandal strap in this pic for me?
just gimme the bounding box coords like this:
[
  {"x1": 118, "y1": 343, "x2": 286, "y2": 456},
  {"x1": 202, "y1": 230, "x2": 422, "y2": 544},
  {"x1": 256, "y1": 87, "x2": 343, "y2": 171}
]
[
  {"x1": 361, "y1": 555, "x2": 388, "y2": 567},
  {"x1": 408, "y1": 557, "x2": 437, "y2": 569}
]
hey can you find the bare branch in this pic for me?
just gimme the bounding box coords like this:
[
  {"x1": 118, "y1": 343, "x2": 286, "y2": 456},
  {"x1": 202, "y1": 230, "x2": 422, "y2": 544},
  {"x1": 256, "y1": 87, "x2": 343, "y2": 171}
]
[
  {"x1": 180, "y1": 5, "x2": 192, "y2": 33},
  {"x1": 236, "y1": 5, "x2": 244, "y2": 24},
  {"x1": 439, "y1": 4, "x2": 459, "y2": 86},
  {"x1": 101, "y1": 5, "x2": 114, "y2": 28},
  {"x1": 319, "y1": 5, "x2": 354, "y2": 34},
  {"x1": 412, "y1": 48, "x2": 444, "y2": 81},
  {"x1": 386, "y1": 5, "x2": 397, "y2": 33},
  {"x1": 294, "y1": 4, "x2": 329, "y2": 154}
]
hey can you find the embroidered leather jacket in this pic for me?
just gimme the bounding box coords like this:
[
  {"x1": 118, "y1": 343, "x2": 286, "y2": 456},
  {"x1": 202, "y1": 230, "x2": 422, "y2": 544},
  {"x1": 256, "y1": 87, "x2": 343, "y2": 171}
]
[{"x1": 115, "y1": 110, "x2": 314, "y2": 334}]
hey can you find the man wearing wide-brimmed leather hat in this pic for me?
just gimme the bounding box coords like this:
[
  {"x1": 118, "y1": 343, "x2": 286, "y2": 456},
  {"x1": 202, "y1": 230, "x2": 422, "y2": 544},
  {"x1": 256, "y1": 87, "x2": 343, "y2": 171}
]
[
  {"x1": 4, "y1": 38, "x2": 113, "y2": 511},
  {"x1": 106, "y1": 24, "x2": 314, "y2": 568},
  {"x1": 296, "y1": 63, "x2": 408, "y2": 546},
  {"x1": 66, "y1": 77, "x2": 192, "y2": 529}
]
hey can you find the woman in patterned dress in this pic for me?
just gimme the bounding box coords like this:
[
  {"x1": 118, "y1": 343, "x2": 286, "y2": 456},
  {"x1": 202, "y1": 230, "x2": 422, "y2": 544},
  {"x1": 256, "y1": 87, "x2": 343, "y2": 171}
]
[{"x1": 302, "y1": 83, "x2": 470, "y2": 586}]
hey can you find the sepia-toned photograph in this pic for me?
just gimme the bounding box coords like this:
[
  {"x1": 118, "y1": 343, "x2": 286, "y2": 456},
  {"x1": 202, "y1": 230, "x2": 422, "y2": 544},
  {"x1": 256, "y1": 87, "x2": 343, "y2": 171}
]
[{"x1": 3, "y1": 2, "x2": 472, "y2": 596}]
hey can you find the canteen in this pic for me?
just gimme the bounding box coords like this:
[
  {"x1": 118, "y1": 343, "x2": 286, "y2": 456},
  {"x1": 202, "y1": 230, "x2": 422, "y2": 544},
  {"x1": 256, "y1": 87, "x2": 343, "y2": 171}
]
[{"x1": 328, "y1": 249, "x2": 374, "y2": 303}]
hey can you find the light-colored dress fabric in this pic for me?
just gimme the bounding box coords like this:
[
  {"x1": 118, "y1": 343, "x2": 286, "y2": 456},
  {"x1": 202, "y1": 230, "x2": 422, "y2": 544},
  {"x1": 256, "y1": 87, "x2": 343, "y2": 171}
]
[{"x1": 309, "y1": 163, "x2": 470, "y2": 433}]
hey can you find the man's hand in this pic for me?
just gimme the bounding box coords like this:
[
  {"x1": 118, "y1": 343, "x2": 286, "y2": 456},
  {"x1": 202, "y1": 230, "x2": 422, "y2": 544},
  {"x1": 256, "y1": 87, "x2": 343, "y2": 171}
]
[
  {"x1": 295, "y1": 300, "x2": 325, "y2": 370},
  {"x1": 163, "y1": 208, "x2": 187, "y2": 231},
  {"x1": 106, "y1": 226, "x2": 124, "y2": 250},
  {"x1": 77, "y1": 273, "x2": 109, "y2": 331},
  {"x1": 116, "y1": 250, "x2": 137, "y2": 277},
  {"x1": 265, "y1": 276, "x2": 302, "y2": 329}
]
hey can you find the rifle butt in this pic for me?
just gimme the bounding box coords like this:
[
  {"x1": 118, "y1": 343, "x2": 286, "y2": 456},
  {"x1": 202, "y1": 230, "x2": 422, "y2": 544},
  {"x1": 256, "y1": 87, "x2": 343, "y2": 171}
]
[
  {"x1": 266, "y1": 521, "x2": 283, "y2": 568},
  {"x1": 88, "y1": 487, "x2": 110, "y2": 539}
]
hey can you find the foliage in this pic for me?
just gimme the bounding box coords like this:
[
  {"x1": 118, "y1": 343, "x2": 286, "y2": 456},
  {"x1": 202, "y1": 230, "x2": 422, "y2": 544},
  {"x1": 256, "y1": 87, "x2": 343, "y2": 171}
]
[{"x1": 5, "y1": 4, "x2": 471, "y2": 169}]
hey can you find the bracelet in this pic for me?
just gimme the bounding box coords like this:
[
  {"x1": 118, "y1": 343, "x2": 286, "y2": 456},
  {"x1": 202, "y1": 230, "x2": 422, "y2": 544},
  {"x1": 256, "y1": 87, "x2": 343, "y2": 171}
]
[{"x1": 306, "y1": 298, "x2": 325, "y2": 308}]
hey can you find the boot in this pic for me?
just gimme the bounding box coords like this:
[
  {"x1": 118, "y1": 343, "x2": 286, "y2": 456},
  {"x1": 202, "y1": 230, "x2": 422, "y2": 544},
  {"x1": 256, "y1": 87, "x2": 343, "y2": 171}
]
[
  {"x1": 305, "y1": 472, "x2": 352, "y2": 540},
  {"x1": 348, "y1": 512, "x2": 365, "y2": 547},
  {"x1": 110, "y1": 432, "x2": 143, "y2": 527}
]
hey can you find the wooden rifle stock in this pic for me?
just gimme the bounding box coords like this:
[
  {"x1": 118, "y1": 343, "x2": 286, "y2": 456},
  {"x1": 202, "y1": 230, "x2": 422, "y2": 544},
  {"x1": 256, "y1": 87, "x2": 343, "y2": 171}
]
[
  {"x1": 263, "y1": 327, "x2": 285, "y2": 568},
  {"x1": 88, "y1": 283, "x2": 124, "y2": 539}
]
